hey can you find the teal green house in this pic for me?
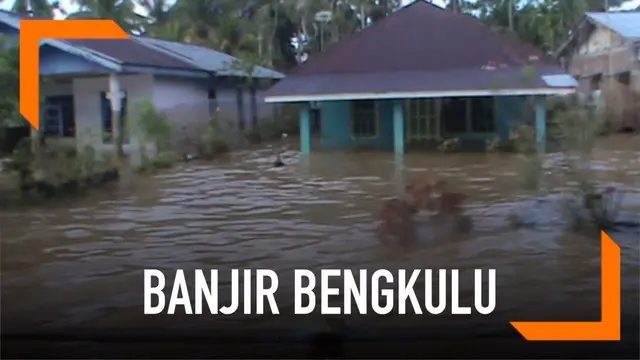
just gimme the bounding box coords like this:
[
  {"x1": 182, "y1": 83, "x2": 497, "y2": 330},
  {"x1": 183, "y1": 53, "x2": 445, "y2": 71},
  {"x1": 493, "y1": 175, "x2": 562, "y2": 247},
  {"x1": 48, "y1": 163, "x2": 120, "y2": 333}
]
[{"x1": 264, "y1": 1, "x2": 577, "y2": 155}]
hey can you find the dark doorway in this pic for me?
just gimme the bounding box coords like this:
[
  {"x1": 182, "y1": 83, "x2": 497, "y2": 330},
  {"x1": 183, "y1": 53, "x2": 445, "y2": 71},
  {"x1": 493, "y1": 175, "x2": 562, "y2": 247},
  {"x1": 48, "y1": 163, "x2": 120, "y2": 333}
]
[{"x1": 235, "y1": 87, "x2": 245, "y2": 131}]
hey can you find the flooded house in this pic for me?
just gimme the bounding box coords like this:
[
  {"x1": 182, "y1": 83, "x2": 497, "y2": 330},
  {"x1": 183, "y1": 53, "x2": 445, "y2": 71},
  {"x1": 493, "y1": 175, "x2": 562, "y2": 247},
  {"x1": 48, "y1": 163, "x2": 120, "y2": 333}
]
[
  {"x1": 264, "y1": 1, "x2": 577, "y2": 155},
  {"x1": 555, "y1": 11, "x2": 640, "y2": 131},
  {"x1": 0, "y1": 10, "x2": 284, "y2": 158},
  {"x1": 556, "y1": 11, "x2": 640, "y2": 95}
]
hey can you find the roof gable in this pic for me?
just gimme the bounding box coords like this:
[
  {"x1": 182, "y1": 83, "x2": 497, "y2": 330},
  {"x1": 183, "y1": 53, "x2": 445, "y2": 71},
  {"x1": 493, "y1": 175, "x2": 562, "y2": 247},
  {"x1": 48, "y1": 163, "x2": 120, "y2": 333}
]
[
  {"x1": 290, "y1": 1, "x2": 550, "y2": 76},
  {"x1": 585, "y1": 12, "x2": 640, "y2": 40}
]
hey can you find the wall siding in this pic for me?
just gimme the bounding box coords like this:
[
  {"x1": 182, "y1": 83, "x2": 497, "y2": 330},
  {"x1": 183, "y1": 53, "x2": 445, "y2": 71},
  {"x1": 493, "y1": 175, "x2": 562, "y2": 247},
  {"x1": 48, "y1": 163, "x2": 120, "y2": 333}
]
[
  {"x1": 71, "y1": 74, "x2": 154, "y2": 163},
  {"x1": 319, "y1": 100, "x2": 394, "y2": 151},
  {"x1": 40, "y1": 45, "x2": 109, "y2": 76},
  {"x1": 151, "y1": 75, "x2": 210, "y2": 149},
  {"x1": 318, "y1": 97, "x2": 526, "y2": 152}
]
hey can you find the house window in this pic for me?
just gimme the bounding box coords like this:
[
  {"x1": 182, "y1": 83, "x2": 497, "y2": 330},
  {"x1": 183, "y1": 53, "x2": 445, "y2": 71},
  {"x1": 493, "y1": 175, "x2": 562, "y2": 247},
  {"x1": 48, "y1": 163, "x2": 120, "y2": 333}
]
[
  {"x1": 100, "y1": 91, "x2": 127, "y2": 144},
  {"x1": 43, "y1": 95, "x2": 75, "y2": 137},
  {"x1": 440, "y1": 98, "x2": 467, "y2": 134},
  {"x1": 617, "y1": 71, "x2": 631, "y2": 86},
  {"x1": 406, "y1": 98, "x2": 437, "y2": 139},
  {"x1": 351, "y1": 100, "x2": 378, "y2": 138},
  {"x1": 470, "y1": 97, "x2": 495, "y2": 133},
  {"x1": 591, "y1": 74, "x2": 603, "y2": 91},
  {"x1": 208, "y1": 88, "x2": 218, "y2": 116}
]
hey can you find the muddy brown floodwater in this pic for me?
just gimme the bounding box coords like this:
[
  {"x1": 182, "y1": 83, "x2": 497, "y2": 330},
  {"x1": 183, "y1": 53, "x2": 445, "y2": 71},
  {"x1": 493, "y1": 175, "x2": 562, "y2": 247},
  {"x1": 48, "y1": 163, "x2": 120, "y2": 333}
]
[{"x1": 1, "y1": 135, "x2": 639, "y2": 336}]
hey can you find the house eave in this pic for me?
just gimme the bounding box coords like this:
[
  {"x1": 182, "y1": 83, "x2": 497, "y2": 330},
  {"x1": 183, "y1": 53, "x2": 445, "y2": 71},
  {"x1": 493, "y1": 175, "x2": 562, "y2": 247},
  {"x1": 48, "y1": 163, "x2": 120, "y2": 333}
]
[
  {"x1": 264, "y1": 88, "x2": 576, "y2": 103},
  {"x1": 122, "y1": 65, "x2": 211, "y2": 78}
]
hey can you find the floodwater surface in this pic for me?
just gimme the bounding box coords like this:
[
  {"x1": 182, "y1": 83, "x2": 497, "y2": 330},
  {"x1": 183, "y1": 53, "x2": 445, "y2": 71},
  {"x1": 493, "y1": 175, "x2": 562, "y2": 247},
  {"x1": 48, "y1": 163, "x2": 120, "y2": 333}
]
[{"x1": 1, "y1": 135, "x2": 639, "y2": 336}]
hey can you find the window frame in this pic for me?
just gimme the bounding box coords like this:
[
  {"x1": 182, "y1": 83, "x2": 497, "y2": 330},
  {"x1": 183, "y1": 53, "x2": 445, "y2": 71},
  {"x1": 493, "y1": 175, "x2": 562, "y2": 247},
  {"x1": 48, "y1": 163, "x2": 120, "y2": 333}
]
[
  {"x1": 350, "y1": 100, "x2": 379, "y2": 139},
  {"x1": 405, "y1": 98, "x2": 439, "y2": 140},
  {"x1": 43, "y1": 95, "x2": 76, "y2": 138}
]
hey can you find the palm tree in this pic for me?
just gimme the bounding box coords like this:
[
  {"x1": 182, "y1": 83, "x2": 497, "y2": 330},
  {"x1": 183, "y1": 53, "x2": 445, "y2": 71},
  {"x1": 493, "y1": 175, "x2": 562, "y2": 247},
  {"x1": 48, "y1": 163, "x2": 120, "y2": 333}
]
[
  {"x1": 9, "y1": 0, "x2": 53, "y2": 17},
  {"x1": 66, "y1": 0, "x2": 138, "y2": 32}
]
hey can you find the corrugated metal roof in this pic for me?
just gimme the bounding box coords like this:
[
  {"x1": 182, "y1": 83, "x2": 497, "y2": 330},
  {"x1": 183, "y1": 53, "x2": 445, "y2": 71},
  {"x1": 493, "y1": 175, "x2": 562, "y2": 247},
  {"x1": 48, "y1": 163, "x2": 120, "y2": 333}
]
[
  {"x1": 66, "y1": 39, "x2": 204, "y2": 71},
  {"x1": 136, "y1": 37, "x2": 285, "y2": 79},
  {"x1": 542, "y1": 74, "x2": 579, "y2": 88},
  {"x1": 585, "y1": 12, "x2": 640, "y2": 39}
]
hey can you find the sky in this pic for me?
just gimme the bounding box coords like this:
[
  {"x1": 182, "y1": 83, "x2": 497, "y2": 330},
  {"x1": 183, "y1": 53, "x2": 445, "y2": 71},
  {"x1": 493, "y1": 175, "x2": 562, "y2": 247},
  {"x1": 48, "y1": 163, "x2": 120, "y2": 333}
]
[{"x1": 1, "y1": 0, "x2": 638, "y2": 19}]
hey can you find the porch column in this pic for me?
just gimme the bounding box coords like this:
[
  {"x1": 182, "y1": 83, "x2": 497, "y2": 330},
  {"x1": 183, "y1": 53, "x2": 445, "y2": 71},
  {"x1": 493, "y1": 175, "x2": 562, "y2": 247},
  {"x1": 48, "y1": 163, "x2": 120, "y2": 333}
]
[
  {"x1": 107, "y1": 73, "x2": 125, "y2": 159},
  {"x1": 392, "y1": 100, "x2": 405, "y2": 155},
  {"x1": 299, "y1": 102, "x2": 311, "y2": 155},
  {"x1": 534, "y1": 95, "x2": 547, "y2": 153}
]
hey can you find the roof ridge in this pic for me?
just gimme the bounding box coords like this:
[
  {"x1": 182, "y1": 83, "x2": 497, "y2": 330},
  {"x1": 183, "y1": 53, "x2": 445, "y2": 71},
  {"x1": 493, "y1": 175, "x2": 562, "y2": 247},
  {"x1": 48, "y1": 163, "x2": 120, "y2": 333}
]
[
  {"x1": 290, "y1": 0, "x2": 430, "y2": 75},
  {"x1": 132, "y1": 37, "x2": 198, "y2": 64}
]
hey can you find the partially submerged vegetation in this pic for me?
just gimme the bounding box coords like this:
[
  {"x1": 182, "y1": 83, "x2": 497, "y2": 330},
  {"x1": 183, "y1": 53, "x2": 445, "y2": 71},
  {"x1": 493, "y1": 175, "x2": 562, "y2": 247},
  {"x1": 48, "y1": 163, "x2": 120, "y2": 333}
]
[
  {"x1": 507, "y1": 95, "x2": 636, "y2": 233},
  {"x1": 378, "y1": 94, "x2": 638, "y2": 244},
  {"x1": 0, "y1": 139, "x2": 119, "y2": 205}
]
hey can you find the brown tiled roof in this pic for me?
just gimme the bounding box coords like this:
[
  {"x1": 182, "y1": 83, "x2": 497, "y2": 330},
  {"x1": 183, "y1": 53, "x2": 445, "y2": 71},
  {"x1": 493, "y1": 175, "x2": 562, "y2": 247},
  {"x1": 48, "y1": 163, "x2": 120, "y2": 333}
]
[
  {"x1": 290, "y1": 1, "x2": 553, "y2": 76},
  {"x1": 268, "y1": 1, "x2": 571, "y2": 98},
  {"x1": 64, "y1": 39, "x2": 202, "y2": 71}
]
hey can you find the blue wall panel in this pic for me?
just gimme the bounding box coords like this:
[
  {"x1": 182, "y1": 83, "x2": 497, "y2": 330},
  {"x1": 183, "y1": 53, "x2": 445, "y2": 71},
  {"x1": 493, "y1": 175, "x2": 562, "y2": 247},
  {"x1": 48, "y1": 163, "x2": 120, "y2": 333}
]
[{"x1": 320, "y1": 100, "x2": 394, "y2": 151}]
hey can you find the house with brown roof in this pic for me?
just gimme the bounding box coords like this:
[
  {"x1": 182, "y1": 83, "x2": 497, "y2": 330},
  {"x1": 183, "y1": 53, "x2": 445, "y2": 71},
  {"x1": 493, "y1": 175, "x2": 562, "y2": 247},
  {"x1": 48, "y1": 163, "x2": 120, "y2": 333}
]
[
  {"x1": 0, "y1": 10, "x2": 283, "y2": 159},
  {"x1": 264, "y1": 1, "x2": 577, "y2": 155}
]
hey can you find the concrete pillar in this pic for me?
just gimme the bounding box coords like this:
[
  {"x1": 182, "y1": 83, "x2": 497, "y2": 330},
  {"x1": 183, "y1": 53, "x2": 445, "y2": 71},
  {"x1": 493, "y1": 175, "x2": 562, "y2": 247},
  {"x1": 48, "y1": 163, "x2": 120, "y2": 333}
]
[
  {"x1": 107, "y1": 73, "x2": 125, "y2": 159},
  {"x1": 534, "y1": 96, "x2": 547, "y2": 153},
  {"x1": 299, "y1": 103, "x2": 311, "y2": 155},
  {"x1": 392, "y1": 100, "x2": 405, "y2": 155}
]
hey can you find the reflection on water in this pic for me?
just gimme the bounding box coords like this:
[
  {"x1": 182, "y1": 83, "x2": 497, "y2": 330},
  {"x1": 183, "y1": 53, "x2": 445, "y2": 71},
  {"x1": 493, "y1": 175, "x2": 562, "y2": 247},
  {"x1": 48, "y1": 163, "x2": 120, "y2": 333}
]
[{"x1": 1, "y1": 135, "x2": 639, "y2": 333}]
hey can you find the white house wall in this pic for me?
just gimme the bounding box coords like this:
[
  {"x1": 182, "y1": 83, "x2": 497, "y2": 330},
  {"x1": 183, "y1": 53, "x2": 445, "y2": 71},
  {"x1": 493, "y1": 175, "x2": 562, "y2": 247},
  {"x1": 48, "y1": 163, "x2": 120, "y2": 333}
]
[
  {"x1": 72, "y1": 74, "x2": 154, "y2": 162},
  {"x1": 216, "y1": 86, "x2": 279, "y2": 132},
  {"x1": 151, "y1": 76, "x2": 210, "y2": 149},
  {"x1": 578, "y1": 27, "x2": 624, "y2": 55}
]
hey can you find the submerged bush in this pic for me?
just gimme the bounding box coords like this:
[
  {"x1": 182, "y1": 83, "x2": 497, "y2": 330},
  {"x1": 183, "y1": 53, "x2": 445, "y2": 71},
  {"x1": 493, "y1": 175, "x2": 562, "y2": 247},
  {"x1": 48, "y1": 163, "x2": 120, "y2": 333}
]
[
  {"x1": 1, "y1": 139, "x2": 117, "y2": 202},
  {"x1": 132, "y1": 101, "x2": 173, "y2": 151},
  {"x1": 511, "y1": 98, "x2": 626, "y2": 231},
  {"x1": 196, "y1": 117, "x2": 231, "y2": 159},
  {"x1": 129, "y1": 101, "x2": 178, "y2": 172}
]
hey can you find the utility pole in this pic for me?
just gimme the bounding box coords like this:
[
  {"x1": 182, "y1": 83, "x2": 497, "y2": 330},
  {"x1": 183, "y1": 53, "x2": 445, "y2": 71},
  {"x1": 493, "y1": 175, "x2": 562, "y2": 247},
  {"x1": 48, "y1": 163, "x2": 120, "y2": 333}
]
[
  {"x1": 26, "y1": 0, "x2": 34, "y2": 17},
  {"x1": 314, "y1": 11, "x2": 332, "y2": 53}
]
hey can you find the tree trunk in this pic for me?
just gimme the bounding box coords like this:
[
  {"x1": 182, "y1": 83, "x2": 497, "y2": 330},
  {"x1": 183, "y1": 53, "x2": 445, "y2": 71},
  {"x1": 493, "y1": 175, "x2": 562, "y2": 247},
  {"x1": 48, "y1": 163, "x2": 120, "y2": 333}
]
[
  {"x1": 448, "y1": 0, "x2": 461, "y2": 13},
  {"x1": 507, "y1": 0, "x2": 514, "y2": 32}
]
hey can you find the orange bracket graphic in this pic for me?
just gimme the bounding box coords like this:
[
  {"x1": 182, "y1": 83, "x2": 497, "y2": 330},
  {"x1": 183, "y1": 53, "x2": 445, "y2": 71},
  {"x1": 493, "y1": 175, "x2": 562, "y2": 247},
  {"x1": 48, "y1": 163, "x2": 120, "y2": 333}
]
[
  {"x1": 19, "y1": 20, "x2": 128, "y2": 129},
  {"x1": 510, "y1": 231, "x2": 621, "y2": 341}
]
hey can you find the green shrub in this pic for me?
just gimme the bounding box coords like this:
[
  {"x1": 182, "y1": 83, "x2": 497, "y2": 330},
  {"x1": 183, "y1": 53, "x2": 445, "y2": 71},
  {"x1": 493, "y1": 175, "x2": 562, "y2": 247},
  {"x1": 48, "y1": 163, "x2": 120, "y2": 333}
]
[
  {"x1": 152, "y1": 151, "x2": 178, "y2": 169},
  {"x1": 197, "y1": 118, "x2": 231, "y2": 159}
]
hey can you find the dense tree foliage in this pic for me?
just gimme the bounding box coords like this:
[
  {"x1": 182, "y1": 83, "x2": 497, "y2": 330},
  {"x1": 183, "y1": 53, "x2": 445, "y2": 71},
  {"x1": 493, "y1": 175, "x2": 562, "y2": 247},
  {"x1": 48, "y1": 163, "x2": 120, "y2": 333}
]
[{"x1": 1, "y1": 0, "x2": 634, "y2": 70}]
